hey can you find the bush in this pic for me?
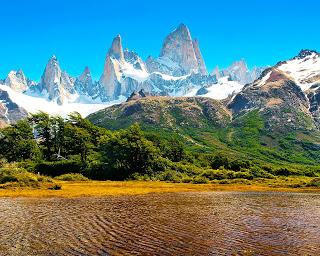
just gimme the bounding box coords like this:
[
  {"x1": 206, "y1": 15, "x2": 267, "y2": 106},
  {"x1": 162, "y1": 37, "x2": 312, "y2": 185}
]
[
  {"x1": 55, "y1": 173, "x2": 89, "y2": 181},
  {"x1": 201, "y1": 169, "x2": 229, "y2": 180},
  {"x1": 273, "y1": 167, "x2": 297, "y2": 176},
  {"x1": 48, "y1": 184, "x2": 62, "y2": 190},
  {"x1": 306, "y1": 178, "x2": 320, "y2": 187},
  {"x1": 192, "y1": 176, "x2": 209, "y2": 184},
  {"x1": 170, "y1": 162, "x2": 202, "y2": 176},
  {"x1": 35, "y1": 160, "x2": 83, "y2": 177},
  {"x1": 0, "y1": 164, "x2": 53, "y2": 187},
  {"x1": 249, "y1": 166, "x2": 274, "y2": 179},
  {"x1": 155, "y1": 170, "x2": 184, "y2": 183}
]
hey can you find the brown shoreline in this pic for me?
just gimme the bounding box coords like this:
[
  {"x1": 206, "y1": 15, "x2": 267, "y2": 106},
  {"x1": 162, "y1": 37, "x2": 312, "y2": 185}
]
[{"x1": 0, "y1": 180, "x2": 319, "y2": 198}]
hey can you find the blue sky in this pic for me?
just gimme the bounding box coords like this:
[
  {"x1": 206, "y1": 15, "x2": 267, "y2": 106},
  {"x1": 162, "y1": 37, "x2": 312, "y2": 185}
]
[{"x1": 0, "y1": 0, "x2": 319, "y2": 81}]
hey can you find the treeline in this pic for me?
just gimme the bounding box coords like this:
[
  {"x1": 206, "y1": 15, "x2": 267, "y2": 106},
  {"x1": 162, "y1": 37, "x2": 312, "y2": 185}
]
[{"x1": 0, "y1": 112, "x2": 318, "y2": 182}]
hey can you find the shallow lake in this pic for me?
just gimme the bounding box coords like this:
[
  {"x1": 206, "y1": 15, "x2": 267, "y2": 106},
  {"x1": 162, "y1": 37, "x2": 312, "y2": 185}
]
[{"x1": 0, "y1": 192, "x2": 319, "y2": 255}]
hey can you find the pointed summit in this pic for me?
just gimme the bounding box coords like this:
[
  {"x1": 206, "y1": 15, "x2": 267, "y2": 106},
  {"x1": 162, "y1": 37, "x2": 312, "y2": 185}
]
[
  {"x1": 5, "y1": 69, "x2": 28, "y2": 92},
  {"x1": 175, "y1": 23, "x2": 190, "y2": 35},
  {"x1": 75, "y1": 66, "x2": 94, "y2": 96},
  {"x1": 50, "y1": 55, "x2": 57, "y2": 61},
  {"x1": 108, "y1": 34, "x2": 124, "y2": 62},
  {"x1": 40, "y1": 56, "x2": 75, "y2": 104},
  {"x1": 79, "y1": 66, "x2": 92, "y2": 81},
  {"x1": 296, "y1": 49, "x2": 319, "y2": 59},
  {"x1": 192, "y1": 39, "x2": 207, "y2": 75},
  {"x1": 160, "y1": 24, "x2": 199, "y2": 75}
]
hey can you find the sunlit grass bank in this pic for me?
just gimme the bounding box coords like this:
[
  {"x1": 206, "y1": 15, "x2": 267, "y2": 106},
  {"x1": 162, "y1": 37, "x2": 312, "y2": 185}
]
[{"x1": 0, "y1": 177, "x2": 319, "y2": 198}]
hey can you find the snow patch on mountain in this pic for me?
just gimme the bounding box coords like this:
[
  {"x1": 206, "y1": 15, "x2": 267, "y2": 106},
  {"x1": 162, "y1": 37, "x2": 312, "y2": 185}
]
[
  {"x1": 278, "y1": 50, "x2": 320, "y2": 91},
  {"x1": 256, "y1": 71, "x2": 272, "y2": 87},
  {"x1": 206, "y1": 77, "x2": 243, "y2": 100},
  {"x1": 186, "y1": 76, "x2": 243, "y2": 100},
  {"x1": 0, "y1": 83, "x2": 122, "y2": 117}
]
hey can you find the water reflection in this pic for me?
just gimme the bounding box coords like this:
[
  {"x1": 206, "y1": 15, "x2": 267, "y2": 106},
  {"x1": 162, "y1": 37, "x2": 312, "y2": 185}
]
[{"x1": 0, "y1": 192, "x2": 319, "y2": 255}]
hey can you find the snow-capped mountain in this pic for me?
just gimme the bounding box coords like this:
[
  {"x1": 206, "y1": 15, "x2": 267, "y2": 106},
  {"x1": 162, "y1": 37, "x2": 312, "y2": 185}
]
[
  {"x1": 147, "y1": 23, "x2": 207, "y2": 76},
  {"x1": 277, "y1": 49, "x2": 320, "y2": 92},
  {"x1": 0, "y1": 23, "x2": 268, "y2": 126},
  {"x1": 29, "y1": 55, "x2": 77, "y2": 105},
  {"x1": 211, "y1": 60, "x2": 265, "y2": 85},
  {"x1": 5, "y1": 69, "x2": 34, "y2": 93},
  {"x1": 98, "y1": 25, "x2": 212, "y2": 101},
  {"x1": 229, "y1": 49, "x2": 320, "y2": 130},
  {"x1": 0, "y1": 88, "x2": 27, "y2": 127}
]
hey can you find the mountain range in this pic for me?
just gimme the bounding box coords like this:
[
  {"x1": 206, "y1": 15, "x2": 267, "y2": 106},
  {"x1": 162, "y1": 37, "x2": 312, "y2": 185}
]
[
  {"x1": 0, "y1": 24, "x2": 264, "y2": 126},
  {"x1": 89, "y1": 49, "x2": 320, "y2": 133},
  {"x1": 88, "y1": 49, "x2": 320, "y2": 165}
]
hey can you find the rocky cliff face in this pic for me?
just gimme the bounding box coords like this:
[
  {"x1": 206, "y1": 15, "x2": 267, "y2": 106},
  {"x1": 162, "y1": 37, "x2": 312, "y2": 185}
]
[
  {"x1": 5, "y1": 69, "x2": 30, "y2": 93},
  {"x1": 192, "y1": 39, "x2": 208, "y2": 75},
  {"x1": 159, "y1": 24, "x2": 202, "y2": 75},
  {"x1": 211, "y1": 60, "x2": 264, "y2": 85},
  {"x1": 74, "y1": 66, "x2": 103, "y2": 101},
  {"x1": 0, "y1": 89, "x2": 28, "y2": 127},
  {"x1": 37, "y1": 56, "x2": 76, "y2": 104},
  {"x1": 147, "y1": 24, "x2": 207, "y2": 76},
  {"x1": 229, "y1": 53, "x2": 319, "y2": 131},
  {"x1": 98, "y1": 26, "x2": 214, "y2": 101},
  {"x1": 308, "y1": 88, "x2": 320, "y2": 127}
]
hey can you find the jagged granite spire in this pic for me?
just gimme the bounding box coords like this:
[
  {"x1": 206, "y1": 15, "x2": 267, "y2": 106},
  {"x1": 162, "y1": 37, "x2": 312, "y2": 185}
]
[
  {"x1": 108, "y1": 34, "x2": 124, "y2": 62},
  {"x1": 40, "y1": 55, "x2": 75, "y2": 104},
  {"x1": 75, "y1": 66, "x2": 93, "y2": 95},
  {"x1": 192, "y1": 39, "x2": 207, "y2": 75},
  {"x1": 5, "y1": 69, "x2": 28, "y2": 92},
  {"x1": 159, "y1": 23, "x2": 206, "y2": 75},
  {"x1": 99, "y1": 35, "x2": 124, "y2": 100}
]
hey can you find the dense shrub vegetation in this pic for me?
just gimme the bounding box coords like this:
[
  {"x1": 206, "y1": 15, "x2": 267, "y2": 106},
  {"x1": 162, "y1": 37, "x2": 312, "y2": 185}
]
[{"x1": 0, "y1": 112, "x2": 319, "y2": 185}]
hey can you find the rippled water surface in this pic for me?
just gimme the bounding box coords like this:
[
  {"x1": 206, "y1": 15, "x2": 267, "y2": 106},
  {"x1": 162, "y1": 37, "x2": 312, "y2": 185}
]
[{"x1": 0, "y1": 192, "x2": 319, "y2": 255}]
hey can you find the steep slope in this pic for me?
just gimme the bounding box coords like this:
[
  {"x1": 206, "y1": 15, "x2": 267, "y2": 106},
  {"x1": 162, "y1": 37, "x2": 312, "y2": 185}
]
[
  {"x1": 153, "y1": 23, "x2": 207, "y2": 75},
  {"x1": 87, "y1": 50, "x2": 320, "y2": 165},
  {"x1": 211, "y1": 60, "x2": 265, "y2": 85},
  {"x1": 88, "y1": 96, "x2": 231, "y2": 130},
  {"x1": 0, "y1": 88, "x2": 28, "y2": 127},
  {"x1": 98, "y1": 25, "x2": 217, "y2": 101},
  {"x1": 29, "y1": 56, "x2": 77, "y2": 105},
  {"x1": 229, "y1": 50, "x2": 320, "y2": 132},
  {"x1": 5, "y1": 69, "x2": 32, "y2": 93}
]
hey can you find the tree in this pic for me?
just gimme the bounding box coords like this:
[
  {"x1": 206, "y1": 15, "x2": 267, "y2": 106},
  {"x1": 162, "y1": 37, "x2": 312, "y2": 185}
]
[
  {"x1": 101, "y1": 124, "x2": 159, "y2": 179},
  {"x1": 29, "y1": 112, "x2": 66, "y2": 160},
  {"x1": 64, "y1": 123, "x2": 93, "y2": 165},
  {"x1": 164, "y1": 137, "x2": 185, "y2": 162},
  {"x1": 0, "y1": 120, "x2": 40, "y2": 161},
  {"x1": 29, "y1": 112, "x2": 54, "y2": 160},
  {"x1": 210, "y1": 153, "x2": 230, "y2": 169}
]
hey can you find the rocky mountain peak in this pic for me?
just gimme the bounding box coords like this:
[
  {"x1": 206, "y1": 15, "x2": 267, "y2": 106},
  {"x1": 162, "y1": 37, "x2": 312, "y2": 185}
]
[
  {"x1": 5, "y1": 69, "x2": 28, "y2": 92},
  {"x1": 39, "y1": 56, "x2": 75, "y2": 104},
  {"x1": 214, "y1": 59, "x2": 261, "y2": 85},
  {"x1": 108, "y1": 34, "x2": 124, "y2": 62},
  {"x1": 0, "y1": 89, "x2": 28, "y2": 127},
  {"x1": 192, "y1": 39, "x2": 208, "y2": 75},
  {"x1": 175, "y1": 23, "x2": 190, "y2": 37},
  {"x1": 126, "y1": 89, "x2": 149, "y2": 102},
  {"x1": 79, "y1": 66, "x2": 92, "y2": 83},
  {"x1": 296, "y1": 49, "x2": 319, "y2": 59},
  {"x1": 160, "y1": 24, "x2": 206, "y2": 75}
]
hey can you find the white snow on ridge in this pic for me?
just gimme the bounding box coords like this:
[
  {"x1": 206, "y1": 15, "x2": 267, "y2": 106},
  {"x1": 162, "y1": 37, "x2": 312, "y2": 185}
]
[
  {"x1": 0, "y1": 84, "x2": 122, "y2": 117},
  {"x1": 186, "y1": 76, "x2": 244, "y2": 100},
  {"x1": 203, "y1": 77, "x2": 243, "y2": 100},
  {"x1": 153, "y1": 72, "x2": 190, "y2": 81},
  {"x1": 278, "y1": 52, "x2": 320, "y2": 91},
  {"x1": 121, "y1": 61, "x2": 149, "y2": 82},
  {"x1": 256, "y1": 71, "x2": 271, "y2": 87}
]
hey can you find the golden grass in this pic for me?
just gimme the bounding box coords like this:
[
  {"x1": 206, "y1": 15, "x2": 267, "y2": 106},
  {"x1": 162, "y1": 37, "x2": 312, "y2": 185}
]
[{"x1": 0, "y1": 177, "x2": 319, "y2": 198}]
